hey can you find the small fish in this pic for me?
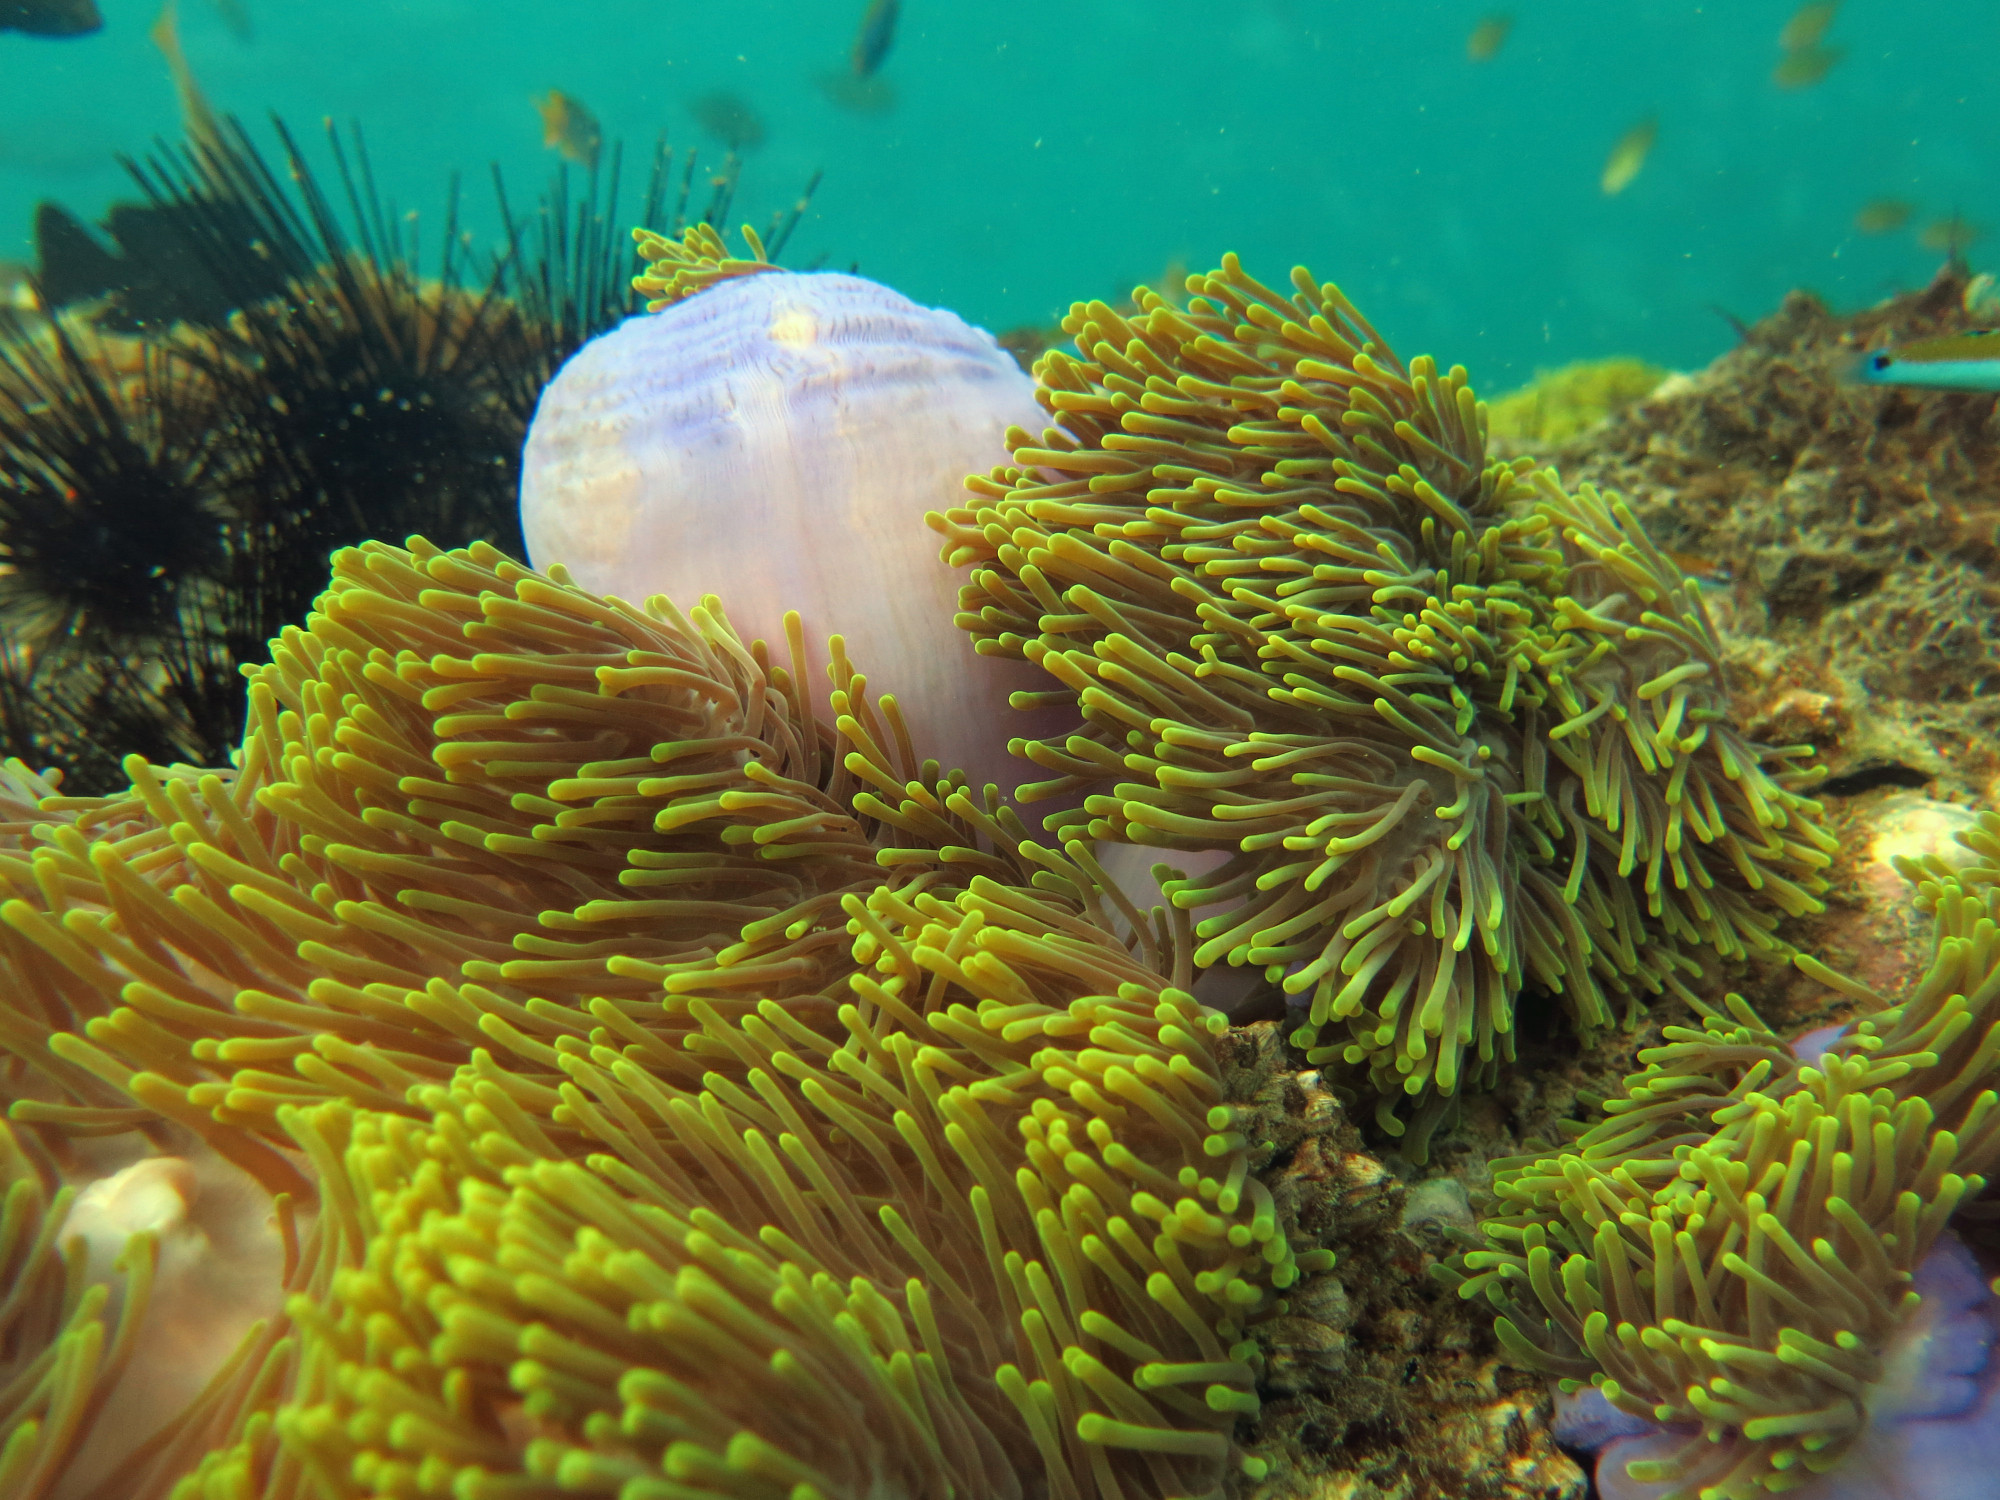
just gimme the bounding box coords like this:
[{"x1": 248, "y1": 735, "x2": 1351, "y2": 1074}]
[
  {"x1": 1601, "y1": 116, "x2": 1657, "y2": 196},
  {"x1": 1853, "y1": 330, "x2": 2000, "y2": 393},
  {"x1": 1466, "y1": 13, "x2": 1511, "y2": 62},
  {"x1": 1920, "y1": 214, "x2": 1981, "y2": 257},
  {"x1": 1854, "y1": 198, "x2": 1913, "y2": 235},
  {"x1": 850, "y1": 0, "x2": 898, "y2": 79},
  {"x1": 1772, "y1": 42, "x2": 1843, "y2": 89},
  {"x1": 1, "y1": 0, "x2": 100, "y2": 35},
  {"x1": 1778, "y1": 0, "x2": 1838, "y2": 52},
  {"x1": 815, "y1": 71, "x2": 896, "y2": 115},
  {"x1": 689, "y1": 92, "x2": 766, "y2": 153},
  {"x1": 211, "y1": 0, "x2": 250, "y2": 42},
  {"x1": 150, "y1": 1, "x2": 226, "y2": 156},
  {"x1": 532, "y1": 90, "x2": 601, "y2": 172}
]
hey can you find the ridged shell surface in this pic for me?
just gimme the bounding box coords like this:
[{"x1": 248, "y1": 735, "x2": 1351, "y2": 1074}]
[{"x1": 519, "y1": 271, "x2": 1049, "y2": 793}]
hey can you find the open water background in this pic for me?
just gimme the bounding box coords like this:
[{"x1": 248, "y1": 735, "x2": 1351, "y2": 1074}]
[{"x1": 0, "y1": 0, "x2": 1990, "y2": 387}]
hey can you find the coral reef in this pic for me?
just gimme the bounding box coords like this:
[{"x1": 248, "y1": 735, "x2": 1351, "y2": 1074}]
[
  {"x1": 1220, "y1": 1022, "x2": 1589, "y2": 1499},
  {"x1": 933, "y1": 255, "x2": 1836, "y2": 1147},
  {"x1": 1451, "y1": 810, "x2": 2000, "y2": 1499},
  {"x1": 1526, "y1": 265, "x2": 2000, "y2": 804},
  {"x1": 8, "y1": 231, "x2": 1991, "y2": 1500}
]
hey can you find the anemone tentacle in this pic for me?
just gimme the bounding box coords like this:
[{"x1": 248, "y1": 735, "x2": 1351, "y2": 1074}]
[
  {"x1": 0, "y1": 541, "x2": 1325, "y2": 1500},
  {"x1": 1452, "y1": 811, "x2": 2000, "y2": 1500},
  {"x1": 931, "y1": 254, "x2": 1834, "y2": 1143}
]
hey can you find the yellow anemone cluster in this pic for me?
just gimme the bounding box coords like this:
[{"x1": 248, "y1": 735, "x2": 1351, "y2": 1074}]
[
  {"x1": 1452, "y1": 812, "x2": 2000, "y2": 1499},
  {"x1": 630, "y1": 224, "x2": 782, "y2": 313},
  {"x1": 931, "y1": 255, "x2": 1835, "y2": 1143},
  {"x1": 1484, "y1": 359, "x2": 1669, "y2": 452},
  {"x1": 0, "y1": 540, "x2": 1319, "y2": 1500}
]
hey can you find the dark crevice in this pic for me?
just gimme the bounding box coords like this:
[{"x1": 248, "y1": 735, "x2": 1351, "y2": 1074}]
[{"x1": 1817, "y1": 762, "x2": 1933, "y2": 796}]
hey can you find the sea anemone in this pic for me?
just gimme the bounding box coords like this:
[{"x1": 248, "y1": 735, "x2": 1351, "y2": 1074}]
[
  {"x1": 189, "y1": 877, "x2": 1309, "y2": 1500},
  {"x1": 0, "y1": 539, "x2": 1326, "y2": 1499},
  {"x1": 1551, "y1": 1231, "x2": 2000, "y2": 1500},
  {"x1": 518, "y1": 224, "x2": 1054, "y2": 802},
  {"x1": 0, "y1": 236, "x2": 1858, "y2": 1498},
  {"x1": 1451, "y1": 810, "x2": 2000, "y2": 1498},
  {"x1": 0, "y1": 1122, "x2": 292, "y2": 1499},
  {"x1": 930, "y1": 254, "x2": 1836, "y2": 1145}
]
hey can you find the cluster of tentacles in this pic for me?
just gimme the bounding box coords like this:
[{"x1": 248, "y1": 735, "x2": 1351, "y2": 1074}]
[
  {"x1": 933, "y1": 255, "x2": 1837, "y2": 1144},
  {"x1": 0, "y1": 540, "x2": 1322, "y2": 1500},
  {"x1": 1449, "y1": 813, "x2": 2000, "y2": 1499}
]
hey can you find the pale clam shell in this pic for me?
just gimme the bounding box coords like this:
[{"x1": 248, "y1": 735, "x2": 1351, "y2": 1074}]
[{"x1": 520, "y1": 271, "x2": 1053, "y2": 796}]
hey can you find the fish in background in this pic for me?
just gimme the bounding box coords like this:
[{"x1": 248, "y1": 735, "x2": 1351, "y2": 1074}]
[
  {"x1": 850, "y1": 0, "x2": 898, "y2": 77},
  {"x1": 1773, "y1": 42, "x2": 1842, "y2": 87},
  {"x1": 820, "y1": 0, "x2": 900, "y2": 114},
  {"x1": 689, "y1": 92, "x2": 766, "y2": 152},
  {"x1": 1852, "y1": 330, "x2": 2000, "y2": 393},
  {"x1": 211, "y1": 0, "x2": 250, "y2": 42},
  {"x1": 1779, "y1": 0, "x2": 1837, "y2": 51},
  {"x1": 1920, "y1": 214, "x2": 1981, "y2": 257},
  {"x1": 533, "y1": 90, "x2": 601, "y2": 172},
  {"x1": 1854, "y1": 198, "x2": 1914, "y2": 235},
  {"x1": 1773, "y1": 0, "x2": 1842, "y2": 88},
  {"x1": 30, "y1": 193, "x2": 284, "y2": 331},
  {"x1": 151, "y1": 0, "x2": 226, "y2": 155},
  {"x1": 1465, "y1": 13, "x2": 1511, "y2": 62},
  {"x1": 1600, "y1": 116, "x2": 1656, "y2": 195},
  {"x1": 1, "y1": 0, "x2": 101, "y2": 36}
]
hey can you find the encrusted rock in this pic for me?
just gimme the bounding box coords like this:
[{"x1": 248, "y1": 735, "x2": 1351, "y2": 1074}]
[{"x1": 1224, "y1": 1023, "x2": 1587, "y2": 1499}]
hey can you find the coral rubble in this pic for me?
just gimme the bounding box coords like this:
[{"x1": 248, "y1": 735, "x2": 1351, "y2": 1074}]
[{"x1": 1528, "y1": 266, "x2": 2000, "y2": 804}]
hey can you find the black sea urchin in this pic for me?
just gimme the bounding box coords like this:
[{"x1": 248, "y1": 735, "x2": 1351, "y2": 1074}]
[{"x1": 0, "y1": 118, "x2": 820, "y2": 790}]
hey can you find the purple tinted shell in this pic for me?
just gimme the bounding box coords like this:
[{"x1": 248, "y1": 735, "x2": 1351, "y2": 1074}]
[{"x1": 518, "y1": 269, "x2": 1052, "y2": 795}]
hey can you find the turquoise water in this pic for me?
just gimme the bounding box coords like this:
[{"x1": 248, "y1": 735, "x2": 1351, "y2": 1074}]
[{"x1": 1, "y1": 0, "x2": 1990, "y2": 386}]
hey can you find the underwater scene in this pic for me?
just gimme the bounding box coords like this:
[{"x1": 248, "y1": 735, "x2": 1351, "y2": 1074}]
[{"x1": 5, "y1": 2, "x2": 2000, "y2": 1499}]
